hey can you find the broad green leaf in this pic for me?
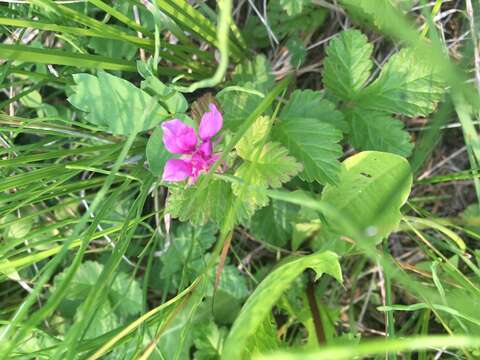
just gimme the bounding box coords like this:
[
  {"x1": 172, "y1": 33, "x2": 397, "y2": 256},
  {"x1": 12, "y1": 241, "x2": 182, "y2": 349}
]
[
  {"x1": 249, "y1": 199, "x2": 299, "y2": 247},
  {"x1": 146, "y1": 126, "x2": 174, "y2": 177},
  {"x1": 222, "y1": 251, "x2": 342, "y2": 360},
  {"x1": 358, "y1": 48, "x2": 445, "y2": 117},
  {"x1": 88, "y1": 37, "x2": 137, "y2": 60},
  {"x1": 320, "y1": 151, "x2": 412, "y2": 243},
  {"x1": 51, "y1": 261, "x2": 143, "y2": 319},
  {"x1": 324, "y1": 30, "x2": 373, "y2": 100},
  {"x1": 233, "y1": 142, "x2": 303, "y2": 209},
  {"x1": 279, "y1": 90, "x2": 348, "y2": 132},
  {"x1": 68, "y1": 70, "x2": 168, "y2": 135},
  {"x1": 193, "y1": 320, "x2": 226, "y2": 360},
  {"x1": 346, "y1": 109, "x2": 413, "y2": 156},
  {"x1": 272, "y1": 117, "x2": 343, "y2": 185}
]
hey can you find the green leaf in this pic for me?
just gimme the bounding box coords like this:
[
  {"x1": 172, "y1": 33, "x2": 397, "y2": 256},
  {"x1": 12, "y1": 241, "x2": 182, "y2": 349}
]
[
  {"x1": 138, "y1": 61, "x2": 188, "y2": 114},
  {"x1": 346, "y1": 109, "x2": 413, "y2": 156},
  {"x1": 222, "y1": 251, "x2": 342, "y2": 360},
  {"x1": 249, "y1": 199, "x2": 299, "y2": 247},
  {"x1": 324, "y1": 29, "x2": 373, "y2": 100},
  {"x1": 68, "y1": 70, "x2": 167, "y2": 135},
  {"x1": 286, "y1": 36, "x2": 307, "y2": 68},
  {"x1": 219, "y1": 56, "x2": 274, "y2": 130},
  {"x1": 358, "y1": 48, "x2": 445, "y2": 117},
  {"x1": 235, "y1": 116, "x2": 270, "y2": 158},
  {"x1": 193, "y1": 320, "x2": 226, "y2": 360},
  {"x1": 320, "y1": 151, "x2": 412, "y2": 243},
  {"x1": 279, "y1": 0, "x2": 308, "y2": 16},
  {"x1": 166, "y1": 179, "x2": 233, "y2": 226},
  {"x1": 146, "y1": 126, "x2": 174, "y2": 177},
  {"x1": 88, "y1": 37, "x2": 137, "y2": 60},
  {"x1": 272, "y1": 117, "x2": 343, "y2": 185},
  {"x1": 51, "y1": 261, "x2": 143, "y2": 319},
  {"x1": 160, "y1": 223, "x2": 216, "y2": 283},
  {"x1": 110, "y1": 271, "x2": 143, "y2": 317},
  {"x1": 233, "y1": 142, "x2": 303, "y2": 209},
  {"x1": 279, "y1": 90, "x2": 348, "y2": 132},
  {"x1": 232, "y1": 55, "x2": 274, "y2": 94}
]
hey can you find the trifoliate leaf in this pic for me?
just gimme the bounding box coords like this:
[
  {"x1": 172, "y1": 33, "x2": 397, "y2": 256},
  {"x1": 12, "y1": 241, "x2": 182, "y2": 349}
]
[
  {"x1": 249, "y1": 199, "x2": 299, "y2": 247},
  {"x1": 346, "y1": 109, "x2": 413, "y2": 156},
  {"x1": 358, "y1": 48, "x2": 445, "y2": 117},
  {"x1": 279, "y1": 89, "x2": 348, "y2": 132},
  {"x1": 272, "y1": 116, "x2": 343, "y2": 185},
  {"x1": 68, "y1": 70, "x2": 168, "y2": 135},
  {"x1": 233, "y1": 142, "x2": 303, "y2": 209},
  {"x1": 324, "y1": 29, "x2": 373, "y2": 100}
]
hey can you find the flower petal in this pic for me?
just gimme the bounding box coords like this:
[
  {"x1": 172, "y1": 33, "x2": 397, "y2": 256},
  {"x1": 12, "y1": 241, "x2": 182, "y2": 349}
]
[
  {"x1": 162, "y1": 159, "x2": 193, "y2": 182},
  {"x1": 198, "y1": 139, "x2": 213, "y2": 158},
  {"x1": 162, "y1": 119, "x2": 197, "y2": 154},
  {"x1": 199, "y1": 103, "x2": 223, "y2": 140}
]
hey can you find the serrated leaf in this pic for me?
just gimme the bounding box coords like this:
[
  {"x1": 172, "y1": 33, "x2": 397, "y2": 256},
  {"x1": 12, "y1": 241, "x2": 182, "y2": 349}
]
[
  {"x1": 110, "y1": 272, "x2": 143, "y2": 317},
  {"x1": 358, "y1": 48, "x2": 445, "y2": 117},
  {"x1": 346, "y1": 109, "x2": 413, "y2": 156},
  {"x1": 166, "y1": 179, "x2": 232, "y2": 226},
  {"x1": 287, "y1": 36, "x2": 307, "y2": 67},
  {"x1": 219, "y1": 56, "x2": 274, "y2": 130},
  {"x1": 320, "y1": 151, "x2": 412, "y2": 243},
  {"x1": 232, "y1": 55, "x2": 274, "y2": 94},
  {"x1": 324, "y1": 29, "x2": 373, "y2": 100},
  {"x1": 68, "y1": 70, "x2": 167, "y2": 135},
  {"x1": 272, "y1": 116, "x2": 343, "y2": 185},
  {"x1": 222, "y1": 251, "x2": 342, "y2": 360},
  {"x1": 279, "y1": 90, "x2": 348, "y2": 132},
  {"x1": 160, "y1": 223, "x2": 216, "y2": 283},
  {"x1": 250, "y1": 199, "x2": 299, "y2": 247},
  {"x1": 233, "y1": 142, "x2": 302, "y2": 209},
  {"x1": 235, "y1": 116, "x2": 270, "y2": 159},
  {"x1": 51, "y1": 261, "x2": 143, "y2": 319}
]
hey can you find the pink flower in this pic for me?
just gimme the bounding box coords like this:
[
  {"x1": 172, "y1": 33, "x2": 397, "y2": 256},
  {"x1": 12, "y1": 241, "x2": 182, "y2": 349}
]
[{"x1": 162, "y1": 103, "x2": 222, "y2": 183}]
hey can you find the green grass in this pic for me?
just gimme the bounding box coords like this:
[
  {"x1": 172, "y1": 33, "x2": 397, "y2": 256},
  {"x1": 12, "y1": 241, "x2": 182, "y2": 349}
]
[{"x1": 1, "y1": 0, "x2": 480, "y2": 359}]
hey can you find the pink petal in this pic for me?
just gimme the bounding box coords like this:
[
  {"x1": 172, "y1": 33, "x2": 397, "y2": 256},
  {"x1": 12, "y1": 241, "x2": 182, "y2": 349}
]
[
  {"x1": 199, "y1": 103, "x2": 223, "y2": 140},
  {"x1": 162, "y1": 159, "x2": 193, "y2": 182},
  {"x1": 198, "y1": 139, "x2": 213, "y2": 158},
  {"x1": 162, "y1": 119, "x2": 197, "y2": 154}
]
